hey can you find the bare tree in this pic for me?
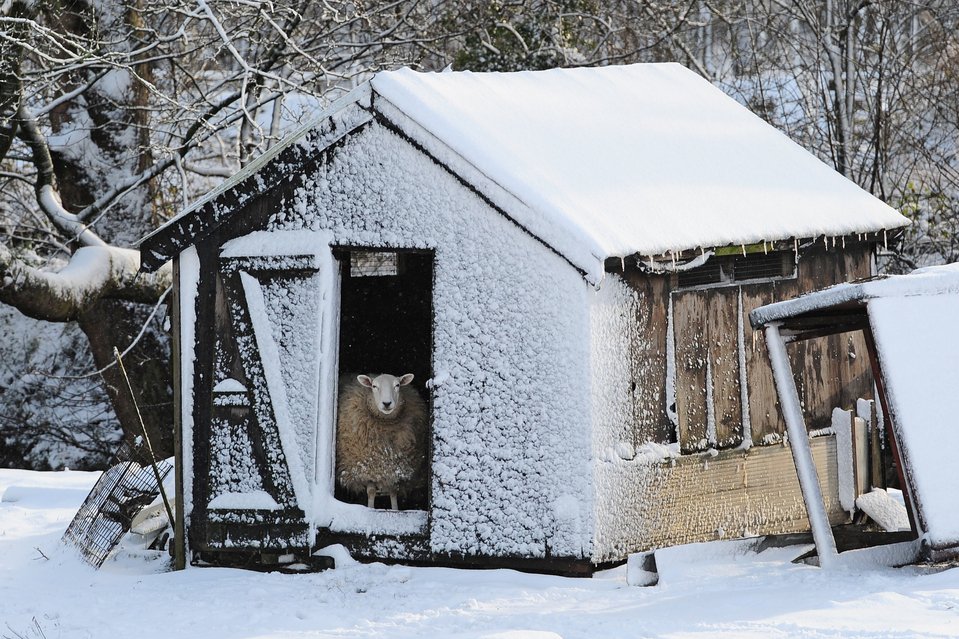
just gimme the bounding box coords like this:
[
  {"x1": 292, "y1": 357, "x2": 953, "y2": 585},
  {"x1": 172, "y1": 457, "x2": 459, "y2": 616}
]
[
  {"x1": 2, "y1": 0, "x2": 956, "y2": 466},
  {"x1": 0, "y1": 0, "x2": 462, "y2": 464}
]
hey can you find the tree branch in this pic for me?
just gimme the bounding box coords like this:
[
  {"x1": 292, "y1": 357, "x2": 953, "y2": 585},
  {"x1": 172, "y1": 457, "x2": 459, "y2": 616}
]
[{"x1": 0, "y1": 245, "x2": 171, "y2": 322}]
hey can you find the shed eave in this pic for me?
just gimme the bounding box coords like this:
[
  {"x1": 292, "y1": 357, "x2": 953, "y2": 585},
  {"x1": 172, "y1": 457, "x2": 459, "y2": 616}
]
[{"x1": 749, "y1": 280, "x2": 873, "y2": 329}]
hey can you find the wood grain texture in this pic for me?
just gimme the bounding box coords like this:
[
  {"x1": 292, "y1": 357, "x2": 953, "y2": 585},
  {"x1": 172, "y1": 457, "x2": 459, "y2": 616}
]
[
  {"x1": 673, "y1": 289, "x2": 710, "y2": 452},
  {"x1": 707, "y1": 288, "x2": 743, "y2": 447},
  {"x1": 623, "y1": 271, "x2": 673, "y2": 445},
  {"x1": 740, "y1": 283, "x2": 786, "y2": 444}
]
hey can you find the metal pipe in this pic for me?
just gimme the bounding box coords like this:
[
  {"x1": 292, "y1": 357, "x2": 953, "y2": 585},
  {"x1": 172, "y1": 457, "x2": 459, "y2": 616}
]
[{"x1": 764, "y1": 322, "x2": 839, "y2": 568}]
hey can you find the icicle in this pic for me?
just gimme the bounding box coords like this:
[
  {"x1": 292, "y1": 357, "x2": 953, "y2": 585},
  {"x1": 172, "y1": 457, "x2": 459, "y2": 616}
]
[
  {"x1": 793, "y1": 237, "x2": 798, "y2": 260},
  {"x1": 763, "y1": 241, "x2": 768, "y2": 255},
  {"x1": 700, "y1": 246, "x2": 705, "y2": 257},
  {"x1": 841, "y1": 235, "x2": 846, "y2": 249},
  {"x1": 883, "y1": 229, "x2": 888, "y2": 251},
  {"x1": 620, "y1": 256, "x2": 625, "y2": 272},
  {"x1": 671, "y1": 250, "x2": 677, "y2": 268},
  {"x1": 741, "y1": 244, "x2": 746, "y2": 257}
]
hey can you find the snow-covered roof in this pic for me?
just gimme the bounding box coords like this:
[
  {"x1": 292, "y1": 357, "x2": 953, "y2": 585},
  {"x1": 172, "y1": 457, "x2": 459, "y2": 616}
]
[
  {"x1": 139, "y1": 64, "x2": 908, "y2": 280},
  {"x1": 370, "y1": 64, "x2": 907, "y2": 278},
  {"x1": 749, "y1": 262, "x2": 959, "y2": 327}
]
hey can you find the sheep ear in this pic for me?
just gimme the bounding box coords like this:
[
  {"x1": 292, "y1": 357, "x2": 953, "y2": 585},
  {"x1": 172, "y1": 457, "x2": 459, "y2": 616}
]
[
  {"x1": 399, "y1": 373, "x2": 414, "y2": 386},
  {"x1": 357, "y1": 375, "x2": 373, "y2": 388}
]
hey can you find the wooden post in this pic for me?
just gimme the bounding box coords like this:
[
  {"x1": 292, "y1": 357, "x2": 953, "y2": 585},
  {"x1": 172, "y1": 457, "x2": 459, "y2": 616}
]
[
  {"x1": 172, "y1": 256, "x2": 186, "y2": 570},
  {"x1": 764, "y1": 322, "x2": 839, "y2": 568}
]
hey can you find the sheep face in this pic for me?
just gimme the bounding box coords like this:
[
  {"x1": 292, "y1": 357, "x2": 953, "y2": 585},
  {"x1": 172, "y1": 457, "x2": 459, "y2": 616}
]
[{"x1": 357, "y1": 373, "x2": 414, "y2": 416}]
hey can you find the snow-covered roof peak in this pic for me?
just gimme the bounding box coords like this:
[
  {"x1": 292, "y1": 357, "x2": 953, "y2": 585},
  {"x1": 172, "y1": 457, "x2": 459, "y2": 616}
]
[{"x1": 371, "y1": 64, "x2": 907, "y2": 280}]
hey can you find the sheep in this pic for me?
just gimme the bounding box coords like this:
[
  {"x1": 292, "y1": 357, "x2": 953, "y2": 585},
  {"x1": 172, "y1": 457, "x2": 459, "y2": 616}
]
[{"x1": 335, "y1": 372, "x2": 428, "y2": 510}]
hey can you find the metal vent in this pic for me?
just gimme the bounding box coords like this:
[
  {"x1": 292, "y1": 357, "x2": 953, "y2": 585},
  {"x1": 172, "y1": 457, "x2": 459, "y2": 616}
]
[
  {"x1": 350, "y1": 251, "x2": 398, "y2": 277},
  {"x1": 676, "y1": 251, "x2": 793, "y2": 289},
  {"x1": 733, "y1": 252, "x2": 791, "y2": 281},
  {"x1": 677, "y1": 261, "x2": 725, "y2": 288}
]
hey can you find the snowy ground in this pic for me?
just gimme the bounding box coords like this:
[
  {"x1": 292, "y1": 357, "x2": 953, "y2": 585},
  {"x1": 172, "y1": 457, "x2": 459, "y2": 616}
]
[{"x1": 3, "y1": 470, "x2": 959, "y2": 638}]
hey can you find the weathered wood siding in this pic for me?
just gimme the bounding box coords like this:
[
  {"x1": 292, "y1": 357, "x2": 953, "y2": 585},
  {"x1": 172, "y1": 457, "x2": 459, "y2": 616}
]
[
  {"x1": 623, "y1": 242, "x2": 873, "y2": 452},
  {"x1": 623, "y1": 273, "x2": 672, "y2": 446},
  {"x1": 673, "y1": 289, "x2": 710, "y2": 452}
]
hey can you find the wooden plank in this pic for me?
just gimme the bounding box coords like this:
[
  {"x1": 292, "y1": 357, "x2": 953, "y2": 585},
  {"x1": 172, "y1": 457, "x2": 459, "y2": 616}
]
[
  {"x1": 794, "y1": 249, "x2": 841, "y2": 431},
  {"x1": 740, "y1": 284, "x2": 785, "y2": 445},
  {"x1": 853, "y1": 416, "x2": 870, "y2": 498},
  {"x1": 622, "y1": 271, "x2": 672, "y2": 445},
  {"x1": 836, "y1": 246, "x2": 875, "y2": 411},
  {"x1": 706, "y1": 288, "x2": 743, "y2": 447},
  {"x1": 220, "y1": 267, "x2": 298, "y2": 508},
  {"x1": 860, "y1": 399, "x2": 886, "y2": 490},
  {"x1": 171, "y1": 257, "x2": 185, "y2": 571},
  {"x1": 191, "y1": 237, "x2": 220, "y2": 552},
  {"x1": 795, "y1": 245, "x2": 874, "y2": 429},
  {"x1": 673, "y1": 289, "x2": 710, "y2": 452}
]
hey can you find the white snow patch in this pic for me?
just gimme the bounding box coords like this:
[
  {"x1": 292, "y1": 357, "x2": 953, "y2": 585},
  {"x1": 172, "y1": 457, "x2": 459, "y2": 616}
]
[
  {"x1": 207, "y1": 490, "x2": 280, "y2": 510},
  {"x1": 314, "y1": 497, "x2": 427, "y2": 536},
  {"x1": 213, "y1": 378, "x2": 246, "y2": 393},
  {"x1": 5, "y1": 470, "x2": 959, "y2": 639},
  {"x1": 312, "y1": 543, "x2": 357, "y2": 567},
  {"x1": 857, "y1": 489, "x2": 911, "y2": 532}
]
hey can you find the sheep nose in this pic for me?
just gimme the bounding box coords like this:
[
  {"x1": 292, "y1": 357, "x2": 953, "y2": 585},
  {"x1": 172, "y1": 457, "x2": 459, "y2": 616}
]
[{"x1": 382, "y1": 400, "x2": 393, "y2": 409}]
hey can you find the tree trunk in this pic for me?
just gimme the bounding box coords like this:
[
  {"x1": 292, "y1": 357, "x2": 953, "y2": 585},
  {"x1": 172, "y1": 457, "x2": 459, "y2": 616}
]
[{"x1": 78, "y1": 298, "x2": 174, "y2": 459}]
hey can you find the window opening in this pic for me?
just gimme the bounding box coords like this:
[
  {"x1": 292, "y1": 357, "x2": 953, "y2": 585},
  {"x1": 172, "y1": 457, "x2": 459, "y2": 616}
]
[{"x1": 350, "y1": 250, "x2": 400, "y2": 277}]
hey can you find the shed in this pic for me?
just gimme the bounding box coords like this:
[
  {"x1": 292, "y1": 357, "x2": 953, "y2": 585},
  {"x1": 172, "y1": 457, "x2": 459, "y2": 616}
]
[
  {"x1": 138, "y1": 63, "x2": 909, "y2": 575},
  {"x1": 750, "y1": 263, "x2": 959, "y2": 564}
]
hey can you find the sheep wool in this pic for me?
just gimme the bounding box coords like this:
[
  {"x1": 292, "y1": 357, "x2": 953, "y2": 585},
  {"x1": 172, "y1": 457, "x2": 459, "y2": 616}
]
[{"x1": 335, "y1": 374, "x2": 428, "y2": 507}]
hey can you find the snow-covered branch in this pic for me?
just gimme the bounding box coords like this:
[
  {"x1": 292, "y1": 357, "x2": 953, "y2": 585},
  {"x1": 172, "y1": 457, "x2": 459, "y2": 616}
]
[
  {"x1": 0, "y1": 245, "x2": 171, "y2": 322},
  {"x1": 14, "y1": 105, "x2": 106, "y2": 247}
]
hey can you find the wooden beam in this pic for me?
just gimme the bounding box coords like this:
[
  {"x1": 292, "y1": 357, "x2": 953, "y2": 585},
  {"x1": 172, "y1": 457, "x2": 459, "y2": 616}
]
[{"x1": 171, "y1": 256, "x2": 185, "y2": 571}]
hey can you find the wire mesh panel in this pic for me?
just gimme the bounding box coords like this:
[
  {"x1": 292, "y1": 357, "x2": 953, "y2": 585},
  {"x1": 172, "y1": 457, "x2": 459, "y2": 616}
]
[{"x1": 61, "y1": 439, "x2": 173, "y2": 568}]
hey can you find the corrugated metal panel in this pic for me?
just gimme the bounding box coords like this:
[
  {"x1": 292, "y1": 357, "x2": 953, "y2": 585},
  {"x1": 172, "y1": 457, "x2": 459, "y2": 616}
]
[{"x1": 593, "y1": 436, "x2": 845, "y2": 561}]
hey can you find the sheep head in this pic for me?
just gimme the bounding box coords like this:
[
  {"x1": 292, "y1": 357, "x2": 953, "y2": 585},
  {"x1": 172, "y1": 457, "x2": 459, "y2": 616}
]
[{"x1": 357, "y1": 373, "x2": 414, "y2": 417}]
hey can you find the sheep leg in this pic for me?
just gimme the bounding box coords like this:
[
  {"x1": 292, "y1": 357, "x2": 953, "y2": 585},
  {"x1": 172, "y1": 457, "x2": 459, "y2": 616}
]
[
  {"x1": 390, "y1": 493, "x2": 398, "y2": 511},
  {"x1": 366, "y1": 485, "x2": 376, "y2": 508}
]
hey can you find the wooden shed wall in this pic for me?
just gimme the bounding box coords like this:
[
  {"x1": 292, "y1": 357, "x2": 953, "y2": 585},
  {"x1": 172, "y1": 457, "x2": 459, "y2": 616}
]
[{"x1": 621, "y1": 242, "x2": 873, "y2": 454}]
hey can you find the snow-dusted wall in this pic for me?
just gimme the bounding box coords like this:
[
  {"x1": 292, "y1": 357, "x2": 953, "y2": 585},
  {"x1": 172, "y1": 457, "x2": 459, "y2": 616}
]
[
  {"x1": 267, "y1": 122, "x2": 594, "y2": 560},
  {"x1": 588, "y1": 274, "x2": 647, "y2": 562}
]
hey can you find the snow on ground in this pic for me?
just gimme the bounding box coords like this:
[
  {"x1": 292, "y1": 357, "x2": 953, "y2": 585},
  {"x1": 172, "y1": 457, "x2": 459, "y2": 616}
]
[{"x1": 3, "y1": 470, "x2": 959, "y2": 638}]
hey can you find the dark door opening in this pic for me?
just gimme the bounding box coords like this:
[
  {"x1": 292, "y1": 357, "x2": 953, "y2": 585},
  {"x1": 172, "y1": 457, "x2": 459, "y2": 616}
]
[{"x1": 333, "y1": 248, "x2": 433, "y2": 510}]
